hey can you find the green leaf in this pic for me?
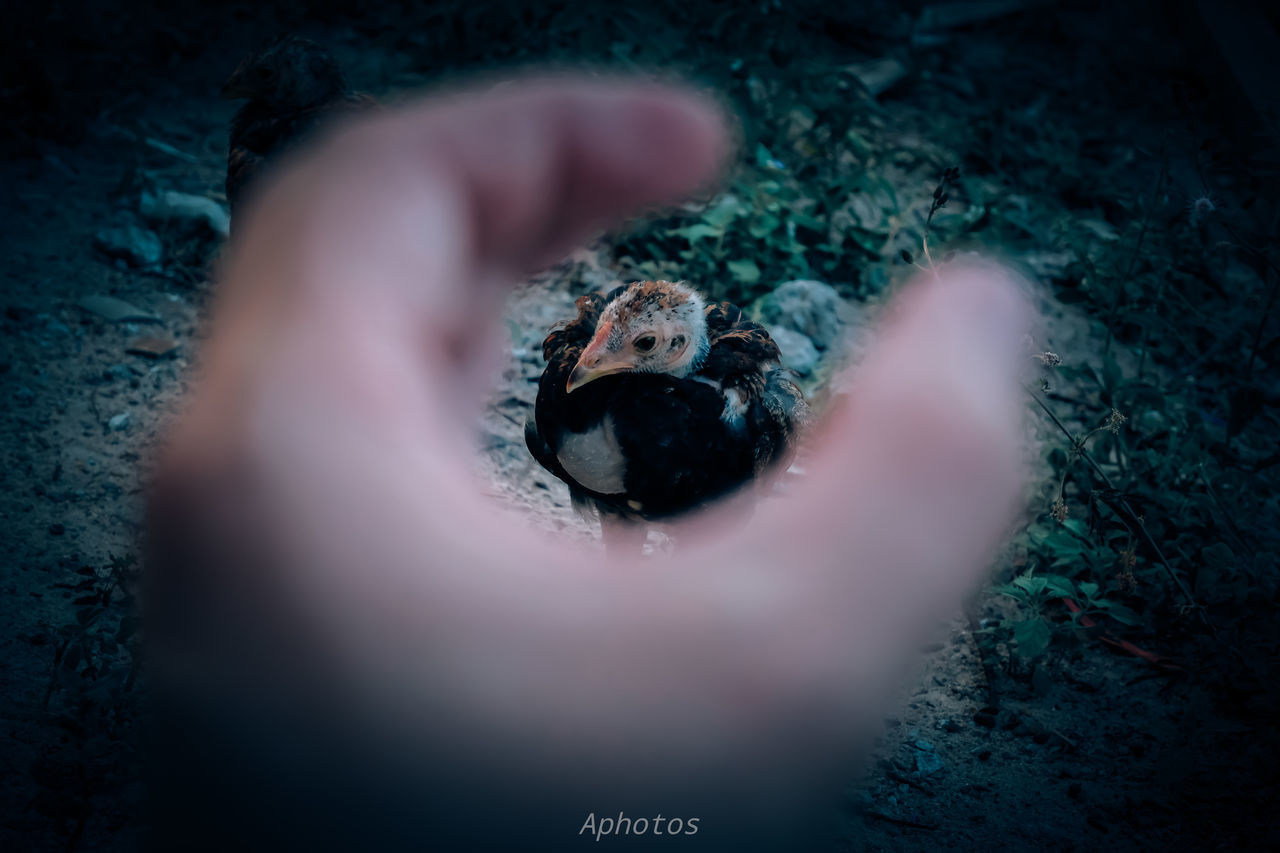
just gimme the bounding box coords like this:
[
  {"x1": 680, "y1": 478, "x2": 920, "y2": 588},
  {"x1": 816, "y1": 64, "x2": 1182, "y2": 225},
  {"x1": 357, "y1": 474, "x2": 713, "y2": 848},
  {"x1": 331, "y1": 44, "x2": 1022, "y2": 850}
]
[
  {"x1": 848, "y1": 193, "x2": 885, "y2": 232},
  {"x1": 791, "y1": 212, "x2": 826, "y2": 232},
  {"x1": 727, "y1": 259, "x2": 761, "y2": 284},
  {"x1": 995, "y1": 583, "x2": 1028, "y2": 604},
  {"x1": 755, "y1": 143, "x2": 781, "y2": 169},
  {"x1": 747, "y1": 214, "x2": 780, "y2": 239},
  {"x1": 845, "y1": 127, "x2": 874, "y2": 159},
  {"x1": 1202, "y1": 543, "x2": 1236, "y2": 574},
  {"x1": 1062, "y1": 518, "x2": 1089, "y2": 538},
  {"x1": 1104, "y1": 603, "x2": 1141, "y2": 626},
  {"x1": 1013, "y1": 576, "x2": 1048, "y2": 598},
  {"x1": 1041, "y1": 574, "x2": 1076, "y2": 599},
  {"x1": 1013, "y1": 618, "x2": 1053, "y2": 659},
  {"x1": 701, "y1": 196, "x2": 742, "y2": 229},
  {"x1": 1078, "y1": 581, "x2": 1100, "y2": 601},
  {"x1": 1197, "y1": 542, "x2": 1237, "y2": 599},
  {"x1": 670, "y1": 223, "x2": 723, "y2": 242}
]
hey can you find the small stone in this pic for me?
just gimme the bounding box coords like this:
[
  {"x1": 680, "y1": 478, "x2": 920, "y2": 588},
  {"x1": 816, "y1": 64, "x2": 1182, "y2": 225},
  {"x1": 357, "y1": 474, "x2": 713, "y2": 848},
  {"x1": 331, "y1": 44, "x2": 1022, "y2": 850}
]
[
  {"x1": 78, "y1": 295, "x2": 160, "y2": 324},
  {"x1": 751, "y1": 279, "x2": 846, "y2": 350},
  {"x1": 914, "y1": 751, "x2": 944, "y2": 776},
  {"x1": 108, "y1": 413, "x2": 131, "y2": 431},
  {"x1": 845, "y1": 57, "x2": 908, "y2": 98},
  {"x1": 48, "y1": 523, "x2": 65, "y2": 536},
  {"x1": 127, "y1": 333, "x2": 179, "y2": 358},
  {"x1": 140, "y1": 189, "x2": 230, "y2": 238},
  {"x1": 93, "y1": 224, "x2": 164, "y2": 269},
  {"x1": 769, "y1": 327, "x2": 820, "y2": 376},
  {"x1": 1138, "y1": 410, "x2": 1167, "y2": 434},
  {"x1": 103, "y1": 364, "x2": 134, "y2": 382},
  {"x1": 941, "y1": 719, "x2": 963, "y2": 733}
]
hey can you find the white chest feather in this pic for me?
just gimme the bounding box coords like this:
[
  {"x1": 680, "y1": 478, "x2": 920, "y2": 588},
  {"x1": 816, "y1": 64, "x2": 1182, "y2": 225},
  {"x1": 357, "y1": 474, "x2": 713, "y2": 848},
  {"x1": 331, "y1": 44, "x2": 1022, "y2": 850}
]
[
  {"x1": 556, "y1": 414, "x2": 627, "y2": 495},
  {"x1": 693, "y1": 376, "x2": 749, "y2": 431}
]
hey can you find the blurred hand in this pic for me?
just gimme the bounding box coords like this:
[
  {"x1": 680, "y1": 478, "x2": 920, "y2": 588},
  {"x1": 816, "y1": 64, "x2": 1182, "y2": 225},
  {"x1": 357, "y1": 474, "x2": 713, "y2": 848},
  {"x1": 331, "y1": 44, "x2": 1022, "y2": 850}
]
[{"x1": 149, "y1": 77, "x2": 1031, "y2": 851}]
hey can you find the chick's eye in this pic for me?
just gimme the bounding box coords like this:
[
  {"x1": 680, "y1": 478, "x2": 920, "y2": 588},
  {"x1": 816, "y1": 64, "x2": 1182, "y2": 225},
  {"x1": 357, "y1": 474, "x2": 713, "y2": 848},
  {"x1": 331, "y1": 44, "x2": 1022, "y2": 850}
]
[{"x1": 633, "y1": 335, "x2": 657, "y2": 353}]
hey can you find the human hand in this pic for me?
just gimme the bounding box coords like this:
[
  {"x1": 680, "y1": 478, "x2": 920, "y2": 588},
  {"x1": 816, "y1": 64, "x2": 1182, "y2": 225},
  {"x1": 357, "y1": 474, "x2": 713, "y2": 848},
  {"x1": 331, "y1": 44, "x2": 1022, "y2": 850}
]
[{"x1": 149, "y1": 76, "x2": 1031, "y2": 850}]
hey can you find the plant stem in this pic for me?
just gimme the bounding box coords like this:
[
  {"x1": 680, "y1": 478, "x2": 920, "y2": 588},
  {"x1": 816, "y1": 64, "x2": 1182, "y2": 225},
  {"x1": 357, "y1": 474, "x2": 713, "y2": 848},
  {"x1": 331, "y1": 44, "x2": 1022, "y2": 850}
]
[{"x1": 1027, "y1": 386, "x2": 1215, "y2": 635}]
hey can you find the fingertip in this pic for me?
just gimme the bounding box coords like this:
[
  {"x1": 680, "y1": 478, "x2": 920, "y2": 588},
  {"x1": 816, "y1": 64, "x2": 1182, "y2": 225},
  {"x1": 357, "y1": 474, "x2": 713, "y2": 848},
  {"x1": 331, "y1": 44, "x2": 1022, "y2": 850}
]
[
  {"x1": 400, "y1": 76, "x2": 733, "y2": 271},
  {"x1": 805, "y1": 257, "x2": 1036, "y2": 499},
  {"x1": 596, "y1": 84, "x2": 731, "y2": 199}
]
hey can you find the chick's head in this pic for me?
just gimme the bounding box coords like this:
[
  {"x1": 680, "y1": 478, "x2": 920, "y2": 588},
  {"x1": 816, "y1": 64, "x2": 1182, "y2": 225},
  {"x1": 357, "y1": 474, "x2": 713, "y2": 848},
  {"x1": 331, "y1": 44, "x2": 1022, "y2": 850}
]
[{"x1": 567, "y1": 281, "x2": 710, "y2": 393}]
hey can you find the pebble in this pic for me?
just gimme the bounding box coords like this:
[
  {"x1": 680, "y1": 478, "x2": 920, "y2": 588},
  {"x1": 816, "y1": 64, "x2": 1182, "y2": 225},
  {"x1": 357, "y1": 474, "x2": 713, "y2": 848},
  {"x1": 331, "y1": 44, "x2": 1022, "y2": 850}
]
[
  {"x1": 127, "y1": 333, "x2": 179, "y2": 358},
  {"x1": 108, "y1": 413, "x2": 131, "y2": 431},
  {"x1": 78, "y1": 295, "x2": 161, "y2": 324},
  {"x1": 770, "y1": 327, "x2": 820, "y2": 376},
  {"x1": 915, "y1": 751, "x2": 945, "y2": 776},
  {"x1": 140, "y1": 189, "x2": 230, "y2": 238},
  {"x1": 751, "y1": 279, "x2": 846, "y2": 350},
  {"x1": 93, "y1": 224, "x2": 163, "y2": 269},
  {"x1": 103, "y1": 364, "x2": 134, "y2": 382}
]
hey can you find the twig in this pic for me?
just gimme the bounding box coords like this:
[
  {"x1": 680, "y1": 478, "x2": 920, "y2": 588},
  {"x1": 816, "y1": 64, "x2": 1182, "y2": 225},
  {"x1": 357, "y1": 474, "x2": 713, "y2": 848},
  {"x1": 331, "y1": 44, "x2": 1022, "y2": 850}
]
[
  {"x1": 1026, "y1": 386, "x2": 1216, "y2": 635},
  {"x1": 1046, "y1": 726, "x2": 1078, "y2": 750},
  {"x1": 144, "y1": 136, "x2": 200, "y2": 164}
]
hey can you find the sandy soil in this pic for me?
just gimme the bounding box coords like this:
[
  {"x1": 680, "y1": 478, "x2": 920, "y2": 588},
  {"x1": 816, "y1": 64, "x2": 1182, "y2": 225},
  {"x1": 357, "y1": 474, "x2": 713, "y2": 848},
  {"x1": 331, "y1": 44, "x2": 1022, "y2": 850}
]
[{"x1": 0, "y1": 17, "x2": 1270, "y2": 853}]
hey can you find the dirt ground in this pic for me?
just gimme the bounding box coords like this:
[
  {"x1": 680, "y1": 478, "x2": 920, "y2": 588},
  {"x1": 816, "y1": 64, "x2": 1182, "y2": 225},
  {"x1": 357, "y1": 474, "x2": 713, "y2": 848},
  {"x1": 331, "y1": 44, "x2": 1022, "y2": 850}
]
[{"x1": 2, "y1": 3, "x2": 1276, "y2": 851}]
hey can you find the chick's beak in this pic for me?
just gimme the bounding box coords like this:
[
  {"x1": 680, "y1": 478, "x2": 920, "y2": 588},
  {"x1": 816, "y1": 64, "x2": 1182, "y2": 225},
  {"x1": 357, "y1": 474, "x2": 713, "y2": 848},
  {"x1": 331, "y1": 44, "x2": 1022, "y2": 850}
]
[{"x1": 566, "y1": 343, "x2": 634, "y2": 394}]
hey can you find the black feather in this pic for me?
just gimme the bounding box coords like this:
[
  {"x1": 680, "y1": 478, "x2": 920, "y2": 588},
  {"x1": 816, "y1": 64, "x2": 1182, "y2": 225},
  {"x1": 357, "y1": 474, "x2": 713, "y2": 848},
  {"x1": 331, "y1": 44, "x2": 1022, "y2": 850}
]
[{"x1": 527, "y1": 285, "x2": 809, "y2": 527}]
